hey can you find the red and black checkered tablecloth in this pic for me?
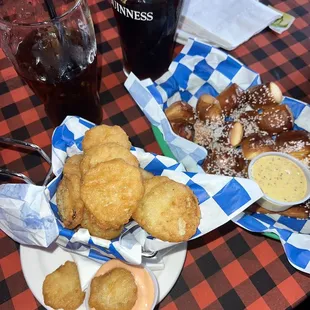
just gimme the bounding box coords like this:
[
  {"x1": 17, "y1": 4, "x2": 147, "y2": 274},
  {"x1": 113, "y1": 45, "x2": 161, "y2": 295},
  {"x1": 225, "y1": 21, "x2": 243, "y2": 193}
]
[{"x1": 1, "y1": 0, "x2": 310, "y2": 309}]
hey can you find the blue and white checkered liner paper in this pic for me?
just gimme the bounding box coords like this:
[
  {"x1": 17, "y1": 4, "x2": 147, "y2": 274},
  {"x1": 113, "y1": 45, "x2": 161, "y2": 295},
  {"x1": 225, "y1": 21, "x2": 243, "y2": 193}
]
[
  {"x1": 0, "y1": 115, "x2": 263, "y2": 266},
  {"x1": 125, "y1": 38, "x2": 310, "y2": 273}
]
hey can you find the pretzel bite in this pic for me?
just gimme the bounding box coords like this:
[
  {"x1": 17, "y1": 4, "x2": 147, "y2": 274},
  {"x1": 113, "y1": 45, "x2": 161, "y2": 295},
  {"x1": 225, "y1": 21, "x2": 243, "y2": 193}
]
[
  {"x1": 82, "y1": 124, "x2": 131, "y2": 152},
  {"x1": 133, "y1": 177, "x2": 200, "y2": 242},
  {"x1": 171, "y1": 122, "x2": 195, "y2": 141},
  {"x1": 165, "y1": 101, "x2": 195, "y2": 124},
  {"x1": 220, "y1": 121, "x2": 244, "y2": 147},
  {"x1": 202, "y1": 149, "x2": 247, "y2": 177},
  {"x1": 43, "y1": 261, "x2": 85, "y2": 310},
  {"x1": 165, "y1": 101, "x2": 195, "y2": 141},
  {"x1": 247, "y1": 202, "x2": 310, "y2": 219},
  {"x1": 258, "y1": 104, "x2": 294, "y2": 135},
  {"x1": 216, "y1": 83, "x2": 243, "y2": 116},
  {"x1": 245, "y1": 82, "x2": 283, "y2": 110},
  {"x1": 196, "y1": 94, "x2": 223, "y2": 122},
  {"x1": 275, "y1": 130, "x2": 310, "y2": 160},
  {"x1": 241, "y1": 133, "x2": 275, "y2": 160}
]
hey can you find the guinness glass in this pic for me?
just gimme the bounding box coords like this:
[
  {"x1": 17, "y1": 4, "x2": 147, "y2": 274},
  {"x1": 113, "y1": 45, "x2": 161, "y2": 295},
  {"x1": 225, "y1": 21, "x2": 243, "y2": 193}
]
[{"x1": 111, "y1": 0, "x2": 183, "y2": 80}]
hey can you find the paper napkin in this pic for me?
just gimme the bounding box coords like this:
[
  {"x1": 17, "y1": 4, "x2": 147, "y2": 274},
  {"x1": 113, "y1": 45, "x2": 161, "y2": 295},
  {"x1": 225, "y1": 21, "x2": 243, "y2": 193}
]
[{"x1": 177, "y1": 0, "x2": 281, "y2": 50}]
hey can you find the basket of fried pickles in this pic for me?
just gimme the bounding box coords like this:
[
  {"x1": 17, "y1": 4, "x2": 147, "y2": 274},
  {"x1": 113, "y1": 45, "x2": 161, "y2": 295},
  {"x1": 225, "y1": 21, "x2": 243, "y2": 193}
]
[{"x1": 48, "y1": 116, "x2": 262, "y2": 264}]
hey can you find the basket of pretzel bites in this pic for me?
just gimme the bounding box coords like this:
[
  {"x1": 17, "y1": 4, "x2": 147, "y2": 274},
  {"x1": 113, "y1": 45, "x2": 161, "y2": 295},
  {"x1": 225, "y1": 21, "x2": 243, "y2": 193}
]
[{"x1": 164, "y1": 82, "x2": 310, "y2": 219}]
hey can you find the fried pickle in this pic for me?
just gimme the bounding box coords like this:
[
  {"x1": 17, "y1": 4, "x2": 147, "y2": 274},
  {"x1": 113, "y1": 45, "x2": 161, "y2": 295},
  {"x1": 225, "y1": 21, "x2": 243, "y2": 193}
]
[
  {"x1": 80, "y1": 143, "x2": 139, "y2": 176},
  {"x1": 43, "y1": 261, "x2": 85, "y2": 310},
  {"x1": 56, "y1": 154, "x2": 84, "y2": 229},
  {"x1": 139, "y1": 168, "x2": 154, "y2": 181},
  {"x1": 56, "y1": 175, "x2": 84, "y2": 229},
  {"x1": 143, "y1": 175, "x2": 170, "y2": 196},
  {"x1": 81, "y1": 159, "x2": 144, "y2": 228},
  {"x1": 89, "y1": 268, "x2": 137, "y2": 310},
  {"x1": 133, "y1": 178, "x2": 200, "y2": 242},
  {"x1": 63, "y1": 154, "x2": 83, "y2": 177},
  {"x1": 82, "y1": 124, "x2": 131, "y2": 152},
  {"x1": 81, "y1": 209, "x2": 124, "y2": 240}
]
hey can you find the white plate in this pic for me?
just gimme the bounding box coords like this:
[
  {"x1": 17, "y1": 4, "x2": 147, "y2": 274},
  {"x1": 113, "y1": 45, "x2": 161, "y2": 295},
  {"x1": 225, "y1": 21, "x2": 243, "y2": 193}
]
[{"x1": 20, "y1": 242, "x2": 187, "y2": 309}]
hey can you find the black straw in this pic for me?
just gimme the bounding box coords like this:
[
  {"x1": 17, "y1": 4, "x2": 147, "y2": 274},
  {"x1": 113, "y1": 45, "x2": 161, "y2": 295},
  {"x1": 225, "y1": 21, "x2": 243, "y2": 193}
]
[
  {"x1": 43, "y1": 0, "x2": 70, "y2": 68},
  {"x1": 44, "y1": 0, "x2": 58, "y2": 20},
  {"x1": 44, "y1": 0, "x2": 66, "y2": 44}
]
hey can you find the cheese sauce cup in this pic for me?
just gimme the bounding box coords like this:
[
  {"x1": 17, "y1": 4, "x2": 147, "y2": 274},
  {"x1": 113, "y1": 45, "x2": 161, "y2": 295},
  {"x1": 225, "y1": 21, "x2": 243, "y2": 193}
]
[{"x1": 248, "y1": 152, "x2": 310, "y2": 212}]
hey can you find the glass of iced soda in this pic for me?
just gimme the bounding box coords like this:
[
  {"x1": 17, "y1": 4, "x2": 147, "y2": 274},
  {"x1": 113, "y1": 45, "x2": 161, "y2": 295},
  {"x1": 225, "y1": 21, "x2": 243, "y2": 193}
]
[{"x1": 0, "y1": 0, "x2": 103, "y2": 126}]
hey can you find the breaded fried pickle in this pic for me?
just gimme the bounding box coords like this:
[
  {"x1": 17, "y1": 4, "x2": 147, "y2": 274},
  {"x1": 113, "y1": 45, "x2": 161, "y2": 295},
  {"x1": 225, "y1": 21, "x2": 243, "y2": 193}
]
[
  {"x1": 63, "y1": 154, "x2": 83, "y2": 177},
  {"x1": 81, "y1": 159, "x2": 144, "y2": 228},
  {"x1": 133, "y1": 177, "x2": 201, "y2": 242},
  {"x1": 143, "y1": 176, "x2": 170, "y2": 196},
  {"x1": 80, "y1": 143, "x2": 139, "y2": 176},
  {"x1": 56, "y1": 154, "x2": 84, "y2": 229},
  {"x1": 56, "y1": 174, "x2": 84, "y2": 229},
  {"x1": 89, "y1": 268, "x2": 137, "y2": 310},
  {"x1": 43, "y1": 261, "x2": 85, "y2": 310},
  {"x1": 139, "y1": 168, "x2": 154, "y2": 181},
  {"x1": 82, "y1": 124, "x2": 131, "y2": 151},
  {"x1": 81, "y1": 209, "x2": 123, "y2": 240}
]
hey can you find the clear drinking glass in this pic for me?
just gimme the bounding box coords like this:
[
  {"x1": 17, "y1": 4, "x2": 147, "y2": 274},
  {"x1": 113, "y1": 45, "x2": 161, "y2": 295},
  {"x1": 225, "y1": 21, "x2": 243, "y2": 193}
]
[{"x1": 0, "y1": 0, "x2": 103, "y2": 126}]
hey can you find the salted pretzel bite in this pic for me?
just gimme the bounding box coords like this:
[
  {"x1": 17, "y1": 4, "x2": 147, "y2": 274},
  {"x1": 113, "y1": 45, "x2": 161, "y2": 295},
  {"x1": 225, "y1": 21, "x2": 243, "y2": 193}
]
[
  {"x1": 165, "y1": 101, "x2": 195, "y2": 124},
  {"x1": 245, "y1": 82, "x2": 282, "y2": 110},
  {"x1": 275, "y1": 130, "x2": 310, "y2": 160},
  {"x1": 171, "y1": 122, "x2": 194, "y2": 141},
  {"x1": 222, "y1": 122, "x2": 244, "y2": 147},
  {"x1": 202, "y1": 149, "x2": 247, "y2": 177},
  {"x1": 165, "y1": 101, "x2": 195, "y2": 141},
  {"x1": 216, "y1": 83, "x2": 243, "y2": 116},
  {"x1": 196, "y1": 94, "x2": 223, "y2": 122},
  {"x1": 241, "y1": 133, "x2": 275, "y2": 160},
  {"x1": 257, "y1": 104, "x2": 294, "y2": 135}
]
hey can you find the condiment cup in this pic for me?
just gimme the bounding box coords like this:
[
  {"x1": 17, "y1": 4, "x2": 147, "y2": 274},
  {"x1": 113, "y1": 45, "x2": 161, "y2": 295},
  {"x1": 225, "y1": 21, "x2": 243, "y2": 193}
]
[
  {"x1": 248, "y1": 152, "x2": 310, "y2": 212},
  {"x1": 85, "y1": 263, "x2": 159, "y2": 310},
  {"x1": 145, "y1": 265, "x2": 159, "y2": 310}
]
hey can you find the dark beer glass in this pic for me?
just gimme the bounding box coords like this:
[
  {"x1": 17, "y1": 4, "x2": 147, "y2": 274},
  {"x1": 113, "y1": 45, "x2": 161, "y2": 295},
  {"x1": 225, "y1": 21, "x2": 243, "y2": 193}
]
[
  {"x1": 0, "y1": 0, "x2": 103, "y2": 126},
  {"x1": 111, "y1": 0, "x2": 183, "y2": 80}
]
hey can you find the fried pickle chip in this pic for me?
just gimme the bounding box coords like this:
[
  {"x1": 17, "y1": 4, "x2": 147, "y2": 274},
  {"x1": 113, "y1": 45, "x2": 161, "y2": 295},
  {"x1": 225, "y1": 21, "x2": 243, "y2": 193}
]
[
  {"x1": 139, "y1": 168, "x2": 154, "y2": 181},
  {"x1": 89, "y1": 268, "x2": 137, "y2": 310},
  {"x1": 56, "y1": 175, "x2": 84, "y2": 229},
  {"x1": 81, "y1": 210, "x2": 123, "y2": 240},
  {"x1": 133, "y1": 179, "x2": 201, "y2": 242},
  {"x1": 143, "y1": 176, "x2": 170, "y2": 196},
  {"x1": 43, "y1": 261, "x2": 85, "y2": 310},
  {"x1": 81, "y1": 159, "x2": 144, "y2": 228},
  {"x1": 63, "y1": 154, "x2": 83, "y2": 177},
  {"x1": 82, "y1": 125, "x2": 131, "y2": 152},
  {"x1": 80, "y1": 143, "x2": 139, "y2": 176}
]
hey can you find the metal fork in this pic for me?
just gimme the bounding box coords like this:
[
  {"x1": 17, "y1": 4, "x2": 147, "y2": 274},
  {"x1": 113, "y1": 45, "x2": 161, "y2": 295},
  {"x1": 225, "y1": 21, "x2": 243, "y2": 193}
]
[{"x1": 0, "y1": 137, "x2": 53, "y2": 186}]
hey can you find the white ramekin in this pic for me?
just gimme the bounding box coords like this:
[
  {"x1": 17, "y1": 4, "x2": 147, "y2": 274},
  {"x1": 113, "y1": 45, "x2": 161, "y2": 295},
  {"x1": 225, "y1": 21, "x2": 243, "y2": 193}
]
[
  {"x1": 248, "y1": 152, "x2": 310, "y2": 212},
  {"x1": 85, "y1": 261, "x2": 159, "y2": 310}
]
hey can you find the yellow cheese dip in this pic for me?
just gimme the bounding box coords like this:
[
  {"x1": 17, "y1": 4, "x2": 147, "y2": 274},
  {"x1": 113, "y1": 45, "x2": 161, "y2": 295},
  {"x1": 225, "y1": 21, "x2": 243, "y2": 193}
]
[{"x1": 251, "y1": 155, "x2": 307, "y2": 202}]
